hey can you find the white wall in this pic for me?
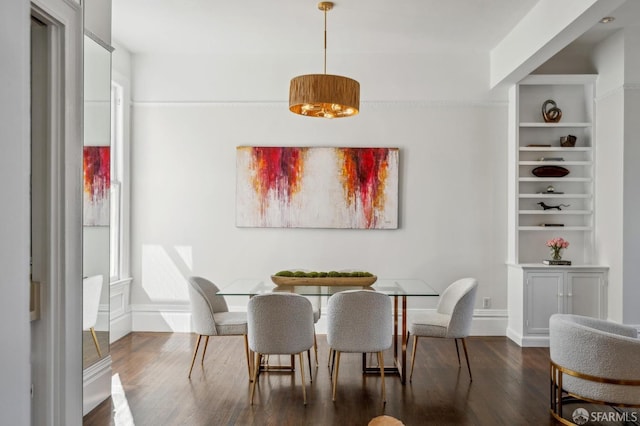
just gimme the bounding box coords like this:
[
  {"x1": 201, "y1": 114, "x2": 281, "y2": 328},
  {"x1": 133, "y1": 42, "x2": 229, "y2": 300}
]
[
  {"x1": 122, "y1": 49, "x2": 510, "y2": 333},
  {"x1": 0, "y1": 1, "x2": 32, "y2": 423},
  {"x1": 593, "y1": 27, "x2": 640, "y2": 324}
]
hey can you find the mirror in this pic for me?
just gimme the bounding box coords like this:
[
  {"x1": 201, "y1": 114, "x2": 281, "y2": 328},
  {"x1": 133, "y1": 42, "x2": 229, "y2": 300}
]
[{"x1": 82, "y1": 34, "x2": 111, "y2": 369}]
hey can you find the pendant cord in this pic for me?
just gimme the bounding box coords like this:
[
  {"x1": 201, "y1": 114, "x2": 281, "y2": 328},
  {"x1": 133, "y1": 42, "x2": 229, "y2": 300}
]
[{"x1": 323, "y1": 8, "x2": 327, "y2": 74}]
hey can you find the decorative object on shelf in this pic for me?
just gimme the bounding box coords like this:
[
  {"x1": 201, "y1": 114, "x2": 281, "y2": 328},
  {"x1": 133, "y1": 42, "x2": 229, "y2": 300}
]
[
  {"x1": 289, "y1": 2, "x2": 359, "y2": 118},
  {"x1": 560, "y1": 135, "x2": 577, "y2": 147},
  {"x1": 537, "y1": 202, "x2": 570, "y2": 211},
  {"x1": 527, "y1": 144, "x2": 552, "y2": 147},
  {"x1": 540, "y1": 223, "x2": 564, "y2": 227},
  {"x1": 539, "y1": 157, "x2": 564, "y2": 162},
  {"x1": 546, "y1": 237, "x2": 569, "y2": 261},
  {"x1": 543, "y1": 259, "x2": 572, "y2": 265},
  {"x1": 542, "y1": 99, "x2": 562, "y2": 123},
  {"x1": 532, "y1": 165, "x2": 570, "y2": 177}
]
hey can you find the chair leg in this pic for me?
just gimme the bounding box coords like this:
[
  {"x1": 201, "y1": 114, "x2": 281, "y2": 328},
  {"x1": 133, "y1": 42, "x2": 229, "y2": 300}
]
[
  {"x1": 307, "y1": 349, "x2": 313, "y2": 382},
  {"x1": 188, "y1": 334, "x2": 202, "y2": 379},
  {"x1": 409, "y1": 334, "x2": 418, "y2": 382},
  {"x1": 250, "y1": 352, "x2": 261, "y2": 405},
  {"x1": 327, "y1": 348, "x2": 332, "y2": 368},
  {"x1": 298, "y1": 352, "x2": 307, "y2": 405},
  {"x1": 313, "y1": 330, "x2": 319, "y2": 367},
  {"x1": 378, "y1": 351, "x2": 386, "y2": 404},
  {"x1": 454, "y1": 338, "x2": 461, "y2": 366},
  {"x1": 461, "y1": 338, "x2": 472, "y2": 381},
  {"x1": 243, "y1": 335, "x2": 252, "y2": 382},
  {"x1": 90, "y1": 327, "x2": 102, "y2": 358},
  {"x1": 201, "y1": 335, "x2": 210, "y2": 366},
  {"x1": 332, "y1": 351, "x2": 341, "y2": 401}
]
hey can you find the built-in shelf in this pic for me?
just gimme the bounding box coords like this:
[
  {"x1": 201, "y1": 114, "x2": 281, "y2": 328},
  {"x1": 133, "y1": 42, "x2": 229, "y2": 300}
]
[
  {"x1": 518, "y1": 210, "x2": 592, "y2": 215},
  {"x1": 519, "y1": 177, "x2": 592, "y2": 182},
  {"x1": 519, "y1": 226, "x2": 593, "y2": 231},
  {"x1": 519, "y1": 122, "x2": 592, "y2": 128},
  {"x1": 519, "y1": 161, "x2": 591, "y2": 166},
  {"x1": 519, "y1": 147, "x2": 592, "y2": 152},
  {"x1": 519, "y1": 194, "x2": 592, "y2": 199}
]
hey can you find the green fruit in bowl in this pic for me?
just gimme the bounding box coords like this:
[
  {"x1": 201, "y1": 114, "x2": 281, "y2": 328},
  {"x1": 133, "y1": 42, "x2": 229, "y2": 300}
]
[{"x1": 275, "y1": 270, "x2": 294, "y2": 277}]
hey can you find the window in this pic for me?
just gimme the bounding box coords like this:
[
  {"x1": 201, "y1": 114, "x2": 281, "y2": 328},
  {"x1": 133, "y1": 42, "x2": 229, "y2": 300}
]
[{"x1": 110, "y1": 82, "x2": 124, "y2": 281}]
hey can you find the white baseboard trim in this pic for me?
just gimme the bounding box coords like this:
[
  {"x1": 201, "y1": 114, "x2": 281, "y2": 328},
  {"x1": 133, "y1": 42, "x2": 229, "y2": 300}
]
[
  {"x1": 130, "y1": 304, "x2": 508, "y2": 337},
  {"x1": 110, "y1": 312, "x2": 132, "y2": 343},
  {"x1": 131, "y1": 303, "x2": 192, "y2": 332},
  {"x1": 506, "y1": 327, "x2": 550, "y2": 347},
  {"x1": 83, "y1": 356, "x2": 112, "y2": 416}
]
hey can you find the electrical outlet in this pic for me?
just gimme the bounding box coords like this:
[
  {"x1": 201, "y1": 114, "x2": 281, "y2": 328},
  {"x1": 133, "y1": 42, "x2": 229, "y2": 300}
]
[{"x1": 483, "y1": 297, "x2": 491, "y2": 309}]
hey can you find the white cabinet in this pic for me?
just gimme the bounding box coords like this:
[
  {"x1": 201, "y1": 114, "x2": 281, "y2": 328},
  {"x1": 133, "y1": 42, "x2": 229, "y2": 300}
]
[
  {"x1": 507, "y1": 265, "x2": 607, "y2": 347},
  {"x1": 508, "y1": 74, "x2": 596, "y2": 265}
]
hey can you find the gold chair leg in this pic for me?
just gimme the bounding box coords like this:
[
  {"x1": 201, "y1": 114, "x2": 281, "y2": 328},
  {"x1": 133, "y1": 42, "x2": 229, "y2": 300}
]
[
  {"x1": 409, "y1": 334, "x2": 418, "y2": 382},
  {"x1": 188, "y1": 334, "x2": 202, "y2": 378},
  {"x1": 461, "y1": 338, "x2": 472, "y2": 381},
  {"x1": 201, "y1": 335, "x2": 210, "y2": 366},
  {"x1": 307, "y1": 350, "x2": 313, "y2": 382},
  {"x1": 250, "y1": 352, "x2": 261, "y2": 405},
  {"x1": 299, "y1": 352, "x2": 307, "y2": 405},
  {"x1": 332, "y1": 351, "x2": 341, "y2": 401},
  {"x1": 454, "y1": 338, "x2": 461, "y2": 366},
  {"x1": 244, "y1": 335, "x2": 252, "y2": 381},
  {"x1": 90, "y1": 327, "x2": 102, "y2": 358},
  {"x1": 313, "y1": 330, "x2": 319, "y2": 367},
  {"x1": 378, "y1": 351, "x2": 386, "y2": 404}
]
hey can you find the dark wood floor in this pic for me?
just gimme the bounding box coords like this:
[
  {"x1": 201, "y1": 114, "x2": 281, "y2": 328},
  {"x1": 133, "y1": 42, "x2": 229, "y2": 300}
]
[{"x1": 84, "y1": 333, "x2": 563, "y2": 425}]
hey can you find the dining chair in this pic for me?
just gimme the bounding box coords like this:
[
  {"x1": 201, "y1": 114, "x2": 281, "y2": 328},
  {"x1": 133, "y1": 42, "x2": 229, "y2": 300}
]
[
  {"x1": 187, "y1": 276, "x2": 251, "y2": 380},
  {"x1": 248, "y1": 293, "x2": 315, "y2": 405},
  {"x1": 408, "y1": 277, "x2": 478, "y2": 382},
  {"x1": 327, "y1": 289, "x2": 392, "y2": 403},
  {"x1": 83, "y1": 275, "x2": 104, "y2": 357}
]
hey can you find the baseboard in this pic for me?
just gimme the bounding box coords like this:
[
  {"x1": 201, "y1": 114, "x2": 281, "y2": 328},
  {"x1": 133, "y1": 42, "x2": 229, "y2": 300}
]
[
  {"x1": 83, "y1": 356, "x2": 112, "y2": 416},
  {"x1": 130, "y1": 304, "x2": 508, "y2": 336},
  {"x1": 506, "y1": 327, "x2": 550, "y2": 347},
  {"x1": 131, "y1": 303, "x2": 191, "y2": 332},
  {"x1": 110, "y1": 311, "x2": 132, "y2": 343}
]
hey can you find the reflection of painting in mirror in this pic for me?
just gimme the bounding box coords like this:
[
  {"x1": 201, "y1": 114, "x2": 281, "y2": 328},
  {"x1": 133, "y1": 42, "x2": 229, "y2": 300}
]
[
  {"x1": 83, "y1": 146, "x2": 110, "y2": 226},
  {"x1": 236, "y1": 146, "x2": 399, "y2": 229}
]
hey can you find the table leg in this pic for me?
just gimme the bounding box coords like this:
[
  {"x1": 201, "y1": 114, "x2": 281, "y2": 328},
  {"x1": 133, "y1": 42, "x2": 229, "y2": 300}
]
[{"x1": 401, "y1": 295, "x2": 407, "y2": 384}]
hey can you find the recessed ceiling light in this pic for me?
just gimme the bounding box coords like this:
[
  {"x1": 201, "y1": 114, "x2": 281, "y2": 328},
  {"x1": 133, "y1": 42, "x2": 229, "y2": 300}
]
[{"x1": 599, "y1": 16, "x2": 615, "y2": 24}]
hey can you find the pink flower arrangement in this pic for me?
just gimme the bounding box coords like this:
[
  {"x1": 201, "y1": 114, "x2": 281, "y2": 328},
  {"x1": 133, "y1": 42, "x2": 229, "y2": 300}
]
[
  {"x1": 546, "y1": 237, "x2": 569, "y2": 250},
  {"x1": 546, "y1": 237, "x2": 569, "y2": 260}
]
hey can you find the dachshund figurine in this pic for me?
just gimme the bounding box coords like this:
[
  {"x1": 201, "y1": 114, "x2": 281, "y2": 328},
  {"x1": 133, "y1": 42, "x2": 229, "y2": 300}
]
[{"x1": 537, "y1": 202, "x2": 570, "y2": 211}]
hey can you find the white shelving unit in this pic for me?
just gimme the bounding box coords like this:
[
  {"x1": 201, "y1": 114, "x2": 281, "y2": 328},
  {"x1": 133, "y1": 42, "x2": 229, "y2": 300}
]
[
  {"x1": 508, "y1": 74, "x2": 597, "y2": 265},
  {"x1": 506, "y1": 74, "x2": 608, "y2": 347}
]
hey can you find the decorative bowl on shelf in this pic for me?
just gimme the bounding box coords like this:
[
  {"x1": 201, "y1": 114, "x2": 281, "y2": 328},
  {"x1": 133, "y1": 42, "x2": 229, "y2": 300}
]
[
  {"x1": 560, "y1": 135, "x2": 577, "y2": 147},
  {"x1": 532, "y1": 165, "x2": 570, "y2": 178}
]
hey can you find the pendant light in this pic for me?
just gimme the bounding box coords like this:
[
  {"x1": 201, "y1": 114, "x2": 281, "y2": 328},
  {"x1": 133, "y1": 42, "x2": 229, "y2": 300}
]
[{"x1": 289, "y1": 2, "x2": 360, "y2": 118}]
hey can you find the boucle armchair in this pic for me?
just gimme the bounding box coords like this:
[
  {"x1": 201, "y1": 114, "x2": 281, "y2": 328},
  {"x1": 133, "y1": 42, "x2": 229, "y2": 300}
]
[
  {"x1": 83, "y1": 275, "x2": 104, "y2": 357},
  {"x1": 327, "y1": 289, "x2": 392, "y2": 403},
  {"x1": 187, "y1": 276, "x2": 250, "y2": 379},
  {"x1": 549, "y1": 314, "x2": 640, "y2": 423},
  {"x1": 248, "y1": 293, "x2": 315, "y2": 405},
  {"x1": 408, "y1": 277, "x2": 478, "y2": 382}
]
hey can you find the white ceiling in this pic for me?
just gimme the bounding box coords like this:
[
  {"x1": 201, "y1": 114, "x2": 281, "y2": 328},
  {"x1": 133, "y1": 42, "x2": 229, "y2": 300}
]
[
  {"x1": 112, "y1": 0, "x2": 543, "y2": 55},
  {"x1": 112, "y1": 1, "x2": 640, "y2": 57}
]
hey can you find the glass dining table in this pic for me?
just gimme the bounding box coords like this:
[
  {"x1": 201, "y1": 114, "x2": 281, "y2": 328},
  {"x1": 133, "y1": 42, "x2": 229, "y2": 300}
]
[{"x1": 217, "y1": 278, "x2": 439, "y2": 384}]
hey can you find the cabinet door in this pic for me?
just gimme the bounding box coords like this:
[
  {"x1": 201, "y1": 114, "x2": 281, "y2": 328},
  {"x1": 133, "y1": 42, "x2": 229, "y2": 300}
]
[
  {"x1": 566, "y1": 272, "x2": 605, "y2": 318},
  {"x1": 526, "y1": 272, "x2": 563, "y2": 334}
]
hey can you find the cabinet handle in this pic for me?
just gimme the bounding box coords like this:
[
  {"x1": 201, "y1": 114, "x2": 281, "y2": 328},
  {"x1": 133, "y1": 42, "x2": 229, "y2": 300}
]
[
  {"x1": 558, "y1": 293, "x2": 563, "y2": 298},
  {"x1": 567, "y1": 293, "x2": 572, "y2": 297}
]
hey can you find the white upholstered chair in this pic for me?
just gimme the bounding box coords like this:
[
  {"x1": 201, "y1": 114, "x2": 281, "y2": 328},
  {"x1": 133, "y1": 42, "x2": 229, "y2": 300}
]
[
  {"x1": 187, "y1": 276, "x2": 250, "y2": 380},
  {"x1": 248, "y1": 293, "x2": 315, "y2": 405},
  {"x1": 549, "y1": 313, "x2": 640, "y2": 422},
  {"x1": 83, "y1": 275, "x2": 104, "y2": 357},
  {"x1": 327, "y1": 290, "x2": 392, "y2": 403},
  {"x1": 408, "y1": 277, "x2": 478, "y2": 382}
]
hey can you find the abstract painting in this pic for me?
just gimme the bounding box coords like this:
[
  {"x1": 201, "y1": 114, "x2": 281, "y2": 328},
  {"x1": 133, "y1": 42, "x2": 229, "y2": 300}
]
[
  {"x1": 83, "y1": 146, "x2": 110, "y2": 226},
  {"x1": 236, "y1": 147, "x2": 399, "y2": 229}
]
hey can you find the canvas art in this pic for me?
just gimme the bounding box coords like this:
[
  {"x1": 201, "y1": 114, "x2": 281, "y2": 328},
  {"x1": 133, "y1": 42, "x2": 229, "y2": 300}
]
[
  {"x1": 236, "y1": 146, "x2": 399, "y2": 229},
  {"x1": 83, "y1": 146, "x2": 110, "y2": 226}
]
